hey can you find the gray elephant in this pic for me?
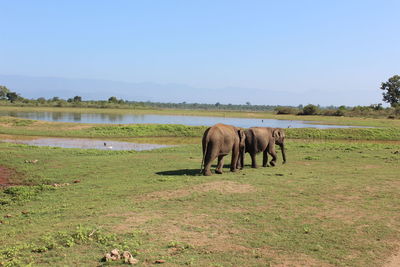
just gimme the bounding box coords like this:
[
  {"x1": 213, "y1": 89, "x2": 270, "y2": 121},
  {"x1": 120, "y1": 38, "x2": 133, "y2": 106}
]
[
  {"x1": 240, "y1": 127, "x2": 286, "y2": 169},
  {"x1": 201, "y1": 123, "x2": 246, "y2": 176}
]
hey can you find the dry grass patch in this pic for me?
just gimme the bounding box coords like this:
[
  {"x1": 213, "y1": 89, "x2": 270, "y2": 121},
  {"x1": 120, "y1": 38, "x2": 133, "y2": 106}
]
[
  {"x1": 270, "y1": 253, "x2": 334, "y2": 267},
  {"x1": 149, "y1": 213, "x2": 242, "y2": 252},
  {"x1": 106, "y1": 211, "x2": 163, "y2": 233},
  {"x1": 363, "y1": 164, "x2": 381, "y2": 169},
  {"x1": 137, "y1": 180, "x2": 256, "y2": 201}
]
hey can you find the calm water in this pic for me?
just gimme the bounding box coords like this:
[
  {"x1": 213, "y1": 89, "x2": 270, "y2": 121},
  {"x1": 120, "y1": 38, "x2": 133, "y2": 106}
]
[
  {"x1": 0, "y1": 137, "x2": 171, "y2": 151},
  {"x1": 1, "y1": 110, "x2": 358, "y2": 128}
]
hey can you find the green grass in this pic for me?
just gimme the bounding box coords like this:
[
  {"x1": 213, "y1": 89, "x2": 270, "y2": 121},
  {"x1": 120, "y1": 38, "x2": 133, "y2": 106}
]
[
  {"x1": 1, "y1": 116, "x2": 400, "y2": 141},
  {"x1": 1, "y1": 140, "x2": 400, "y2": 266}
]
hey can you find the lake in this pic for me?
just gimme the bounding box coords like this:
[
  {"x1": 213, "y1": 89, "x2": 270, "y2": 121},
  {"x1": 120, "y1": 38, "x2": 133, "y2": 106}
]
[{"x1": 0, "y1": 110, "x2": 357, "y2": 129}]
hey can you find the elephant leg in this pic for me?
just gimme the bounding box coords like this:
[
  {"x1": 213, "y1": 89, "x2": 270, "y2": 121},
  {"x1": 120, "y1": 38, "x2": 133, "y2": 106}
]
[
  {"x1": 203, "y1": 149, "x2": 217, "y2": 176},
  {"x1": 216, "y1": 155, "x2": 224, "y2": 174},
  {"x1": 238, "y1": 150, "x2": 244, "y2": 170},
  {"x1": 262, "y1": 150, "x2": 269, "y2": 167},
  {"x1": 268, "y1": 143, "x2": 277, "y2": 167},
  {"x1": 230, "y1": 144, "x2": 239, "y2": 172},
  {"x1": 250, "y1": 152, "x2": 258, "y2": 168}
]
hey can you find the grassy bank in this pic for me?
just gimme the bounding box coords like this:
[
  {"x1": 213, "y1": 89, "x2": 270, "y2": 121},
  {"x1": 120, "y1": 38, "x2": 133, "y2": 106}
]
[
  {"x1": 0, "y1": 140, "x2": 399, "y2": 266},
  {"x1": 1, "y1": 116, "x2": 400, "y2": 141}
]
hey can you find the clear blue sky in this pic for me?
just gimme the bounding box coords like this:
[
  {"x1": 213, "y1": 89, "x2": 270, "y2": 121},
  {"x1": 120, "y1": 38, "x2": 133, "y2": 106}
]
[{"x1": 1, "y1": 0, "x2": 399, "y2": 105}]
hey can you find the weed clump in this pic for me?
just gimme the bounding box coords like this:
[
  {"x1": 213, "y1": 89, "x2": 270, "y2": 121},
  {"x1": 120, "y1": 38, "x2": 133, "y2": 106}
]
[
  {"x1": 0, "y1": 185, "x2": 55, "y2": 205},
  {"x1": 0, "y1": 226, "x2": 143, "y2": 266}
]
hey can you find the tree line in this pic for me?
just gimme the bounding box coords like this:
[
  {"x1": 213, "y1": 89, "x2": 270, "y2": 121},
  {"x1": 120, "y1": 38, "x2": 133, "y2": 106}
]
[{"x1": 0, "y1": 75, "x2": 399, "y2": 118}]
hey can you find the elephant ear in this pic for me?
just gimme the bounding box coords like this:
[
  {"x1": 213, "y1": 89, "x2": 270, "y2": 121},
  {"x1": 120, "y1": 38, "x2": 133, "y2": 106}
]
[{"x1": 273, "y1": 128, "x2": 285, "y2": 142}]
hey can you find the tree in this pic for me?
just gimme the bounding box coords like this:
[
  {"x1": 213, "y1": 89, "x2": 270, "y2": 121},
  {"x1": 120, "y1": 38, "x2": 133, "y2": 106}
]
[
  {"x1": 37, "y1": 97, "x2": 46, "y2": 104},
  {"x1": 0, "y1": 85, "x2": 10, "y2": 100},
  {"x1": 108, "y1": 96, "x2": 118, "y2": 103},
  {"x1": 302, "y1": 104, "x2": 318, "y2": 115},
  {"x1": 73, "y1": 96, "x2": 82, "y2": 102},
  {"x1": 6, "y1": 92, "x2": 21, "y2": 103},
  {"x1": 380, "y1": 75, "x2": 400, "y2": 107}
]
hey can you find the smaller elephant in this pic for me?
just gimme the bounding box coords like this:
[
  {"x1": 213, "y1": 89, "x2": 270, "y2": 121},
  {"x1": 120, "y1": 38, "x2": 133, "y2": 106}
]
[
  {"x1": 241, "y1": 127, "x2": 286, "y2": 169},
  {"x1": 200, "y1": 123, "x2": 246, "y2": 176}
]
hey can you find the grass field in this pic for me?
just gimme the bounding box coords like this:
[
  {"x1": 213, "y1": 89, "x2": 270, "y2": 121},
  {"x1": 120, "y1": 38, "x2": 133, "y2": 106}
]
[
  {"x1": 1, "y1": 140, "x2": 400, "y2": 266},
  {"x1": 1, "y1": 109, "x2": 400, "y2": 266}
]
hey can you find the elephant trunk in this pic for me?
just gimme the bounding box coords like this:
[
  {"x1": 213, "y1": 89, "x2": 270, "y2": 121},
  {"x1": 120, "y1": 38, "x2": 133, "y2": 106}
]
[{"x1": 280, "y1": 143, "x2": 286, "y2": 164}]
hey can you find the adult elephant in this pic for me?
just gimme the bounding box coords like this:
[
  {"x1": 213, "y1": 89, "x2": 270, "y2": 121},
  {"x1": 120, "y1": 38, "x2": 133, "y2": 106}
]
[
  {"x1": 241, "y1": 127, "x2": 286, "y2": 169},
  {"x1": 201, "y1": 123, "x2": 246, "y2": 176}
]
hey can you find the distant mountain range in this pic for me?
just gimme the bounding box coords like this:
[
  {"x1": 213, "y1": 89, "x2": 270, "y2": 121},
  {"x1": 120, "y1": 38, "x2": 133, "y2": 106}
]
[{"x1": 0, "y1": 74, "x2": 381, "y2": 106}]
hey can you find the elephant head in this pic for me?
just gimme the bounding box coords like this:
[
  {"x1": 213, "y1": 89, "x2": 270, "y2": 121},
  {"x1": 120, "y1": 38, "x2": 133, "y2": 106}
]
[{"x1": 273, "y1": 128, "x2": 286, "y2": 163}]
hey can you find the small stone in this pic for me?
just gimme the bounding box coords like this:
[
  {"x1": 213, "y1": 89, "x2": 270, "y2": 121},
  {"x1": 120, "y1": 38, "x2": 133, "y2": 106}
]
[
  {"x1": 123, "y1": 251, "x2": 132, "y2": 262},
  {"x1": 111, "y1": 249, "x2": 119, "y2": 256},
  {"x1": 155, "y1": 259, "x2": 166, "y2": 264},
  {"x1": 31, "y1": 160, "x2": 38, "y2": 164},
  {"x1": 112, "y1": 254, "x2": 120, "y2": 260},
  {"x1": 128, "y1": 258, "x2": 139, "y2": 265},
  {"x1": 21, "y1": 211, "x2": 29, "y2": 215},
  {"x1": 4, "y1": 214, "x2": 12, "y2": 218},
  {"x1": 104, "y1": 253, "x2": 113, "y2": 262}
]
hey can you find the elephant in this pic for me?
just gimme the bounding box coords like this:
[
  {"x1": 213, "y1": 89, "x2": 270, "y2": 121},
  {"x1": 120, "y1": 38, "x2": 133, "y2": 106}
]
[
  {"x1": 240, "y1": 127, "x2": 286, "y2": 169},
  {"x1": 200, "y1": 123, "x2": 246, "y2": 176}
]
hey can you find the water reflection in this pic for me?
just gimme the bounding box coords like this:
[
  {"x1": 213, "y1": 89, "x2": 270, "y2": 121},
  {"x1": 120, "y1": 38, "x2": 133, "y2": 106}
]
[
  {"x1": 51, "y1": 112, "x2": 63, "y2": 121},
  {"x1": 0, "y1": 110, "x2": 361, "y2": 129}
]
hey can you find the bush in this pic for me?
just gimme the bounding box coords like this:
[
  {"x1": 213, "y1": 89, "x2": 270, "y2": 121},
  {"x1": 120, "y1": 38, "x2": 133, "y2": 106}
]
[
  {"x1": 395, "y1": 106, "x2": 400, "y2": 116},
  {"x1": 275, "y1": 106, "x2": 299, "y2": 115},
  {"x1": 333, "y1": 109, "x2": 345, "y2": 116},
  {"x1": 301, "y1": 104, "x2": 318, "y2": 115}
]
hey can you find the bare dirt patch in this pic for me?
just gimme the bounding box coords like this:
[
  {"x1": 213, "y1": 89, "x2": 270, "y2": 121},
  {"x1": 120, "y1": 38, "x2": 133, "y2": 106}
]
[
  {"x1": 272, "y1": 254, "x2": 333, "y2": 267},
  {"x1": 363, "y1": 164, "x2": 381, "y2": 169},
  {"x1": 314, "y1": 205, "x2": 366, "y2": 224},
  {"x1": 246, "y1": 246, "x2": 333, "y2": 266},
  {"x1": 107, "y1": 211, "x2": 163, "y2": 233},
  {"x1": 65, "y1": 125, "x2": 92, "y2": 130},
  {"x1": 138, "y1": 180, "x2": 256, "y2": 201},
  {"x1": 384, "y1": 247, "x2": 400, "y2": 267},
  {"x1": 149, "y1": 213, "x2": 242, "y2": 252},
  {"x1": 0, "y1": 166, "x2": 16, "y2": 187}
]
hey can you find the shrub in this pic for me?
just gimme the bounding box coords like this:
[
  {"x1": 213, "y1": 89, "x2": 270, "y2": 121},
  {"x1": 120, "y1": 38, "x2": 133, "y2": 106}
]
[
  {"x1": 275, "y1": 106, "x2": 299, "y2": 115},
  {"x1": 333, "y1": 109, "x2": 345, "y2": 116},
  {"x1": 395, "y1": 106, "x2": 400, "y2": 116},
  {"x1": 301, "y1": 104, "x2": 318, "y2": 115}
]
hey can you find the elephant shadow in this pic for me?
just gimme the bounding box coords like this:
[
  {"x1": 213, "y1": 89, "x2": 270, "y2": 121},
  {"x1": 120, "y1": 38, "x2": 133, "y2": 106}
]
[
  {"x1": 156, "y1": 169, "x2": 201, "y2": 176},
  {"x1": 211, "y1": 164, "x2": 232, "y2": 168},
  {"x1": 156, "y1": 163, "x2": 256, "y2": 176}
]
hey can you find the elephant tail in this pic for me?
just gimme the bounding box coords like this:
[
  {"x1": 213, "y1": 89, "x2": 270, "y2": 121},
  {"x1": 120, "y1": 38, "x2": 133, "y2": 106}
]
[
  {"x1": 200, "y1": 129, "x2": 210, "y2": 174},
  {"x1": 200, "y1": 138, "x2": 208, "y2": 174}
]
